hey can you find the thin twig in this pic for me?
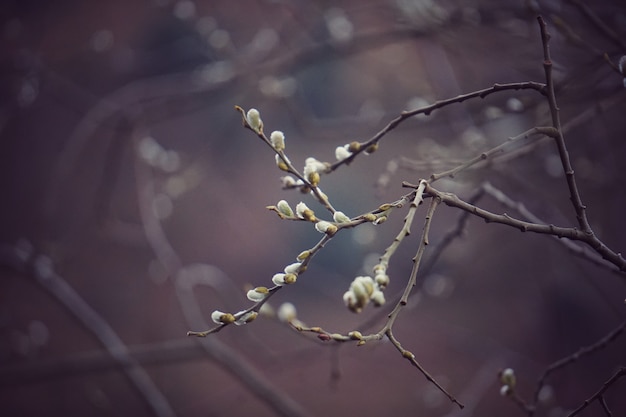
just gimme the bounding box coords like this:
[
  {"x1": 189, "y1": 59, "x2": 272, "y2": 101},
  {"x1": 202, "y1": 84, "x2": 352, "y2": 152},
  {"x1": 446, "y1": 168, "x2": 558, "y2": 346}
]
[
  {"x1": 599, "y1": 395, "x2": 613, "y2": 417},
  {"x1": 416, "y1": 182, "x2": 626, "y2": 273},
  {"x1": 328, "y1": 82, "x2": 547, "y2": 172},
  {"x1": 175, "y1": 266, "x2": 314, "y2": 417},
  {"x1": 234, "y1": 105, "x2": 337, "y2": 214},
  {"x1": 566, "y1": 367, "x2": 626, "y2": 417},
  {"x1": 387, "y1": 328, "x2": 464, "y2": 409},
  {"x1": 531, "y1": 321, "x2": 626, "y2": 415},
  {"x1": 482, "y1": 182, "x2": 622, "y2": 275},
  {"x1": 186, "y1": 233, "x2": 333, "y2": 337},
  {"x1": 538, "y1": 16, "x2": 590, "y2": 233},
  {"x1": 430, "y1": 126, "x2": 557, "y2": 182},
  {"x1": 537, "y1": 16, "x2": 626, "y2": 272},
  {"x1": 382, "y1": 196, "x2": 464, "y2": 409}
]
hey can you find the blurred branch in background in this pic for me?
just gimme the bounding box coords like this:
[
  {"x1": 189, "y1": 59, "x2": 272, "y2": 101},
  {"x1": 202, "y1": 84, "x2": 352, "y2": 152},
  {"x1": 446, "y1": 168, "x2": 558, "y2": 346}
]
[{"x1": 0, "y1": 241, "x2": 175, "y2": 417}]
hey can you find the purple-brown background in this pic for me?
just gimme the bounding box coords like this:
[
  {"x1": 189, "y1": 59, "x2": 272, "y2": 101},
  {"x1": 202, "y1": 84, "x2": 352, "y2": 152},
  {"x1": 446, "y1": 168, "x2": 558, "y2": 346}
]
[{"x1": 1, "y1": 1, "x2": 625, "y2": 416}]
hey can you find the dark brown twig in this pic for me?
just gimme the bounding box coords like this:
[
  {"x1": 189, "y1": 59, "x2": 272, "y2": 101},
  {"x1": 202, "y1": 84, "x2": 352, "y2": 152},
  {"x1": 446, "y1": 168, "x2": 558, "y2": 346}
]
[
  {"x1": 531, "y1": 322, "x2": 626, "y2": 415},
  {"x1": 383, "y1": 197, "x2": 465, "y2": 410},
  {"x1": 566, "y1": 367, "x2": 626, "y2": 417},
  {"x1": 482, "y1": 183, "x2": 622, "y2": 275},
  {"x1": 328, "y1": 82, "x2": 546, "y2": 172}
]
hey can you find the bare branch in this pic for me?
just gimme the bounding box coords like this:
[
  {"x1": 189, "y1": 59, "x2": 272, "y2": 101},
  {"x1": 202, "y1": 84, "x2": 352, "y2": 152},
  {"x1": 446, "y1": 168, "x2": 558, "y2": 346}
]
[
  {"x1": 416, "y1": 182, "x2": 626, "y2": 273},
  {"x1": 328, "y1": 82, "x2": 547, "y2": 172},
  {"x1": 566, "y1": 367, "x2": 626, "y2": 417},
  {"x1": 531, "y1": 322, "x2": 626, "y2": 415}
]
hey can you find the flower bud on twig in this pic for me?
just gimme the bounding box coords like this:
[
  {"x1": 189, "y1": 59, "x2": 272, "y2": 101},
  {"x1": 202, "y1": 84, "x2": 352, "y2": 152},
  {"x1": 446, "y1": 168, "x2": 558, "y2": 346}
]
[
  {"x1": 296, "y1": 250, "x2": 310, "y2": 261},
  {"x1": 335, "y1": 145, "x2": 352, "y2": 161},
  {"x1": 276, "y1": 200, "x2": 294, "y2": 217},
  {"x1": 348, "y1": 141, "x2": 361, "y2": 152},
  {"x1": 284, "y1": 262, "x2": 302, "y2": 274},
  {"x1": 211, "y1": 310, "x2": 236, "y2": 324},
  {"x1": 272, "y1": 273, "x2": 287, "y2": 286},
  {"x1": 270, "y1": 130, "x2": 285, "y2": 151},
  {"x1": 315, "y1": 220, "x2": 337, "y2": 235},
  {"x1": 295, "y1": 202, "x2": 316, "y2": 222},
  {"x1": 275, "y1": 154, "x2": 290, "y2": 171},
  {"x1": 246, "y1": 108, "x2": 263, "y2": 133},
  {"x1": 333, "y1": 211, "x2": 350, "y2": 223},
  {"x1": 281, "y1": 176, "x2": 297, "y2": 187},
  {"x1": 500, "y1": 368, "x2": 516, "y2": 388},
  {"x1": 246, "y1": 286, "x2": 269, "y2": 302}
]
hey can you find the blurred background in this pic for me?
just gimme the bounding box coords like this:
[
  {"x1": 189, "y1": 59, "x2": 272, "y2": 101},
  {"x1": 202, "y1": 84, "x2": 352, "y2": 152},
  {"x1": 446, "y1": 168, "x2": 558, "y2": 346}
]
[{"x1": 1, "y1": 0, "x2": 625, "y2": 416}]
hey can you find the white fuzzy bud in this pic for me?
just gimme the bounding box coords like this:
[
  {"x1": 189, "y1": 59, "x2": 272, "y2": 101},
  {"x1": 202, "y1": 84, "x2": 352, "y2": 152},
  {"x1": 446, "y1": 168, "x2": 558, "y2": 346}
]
[
  {"x1": 284, "y1": 262, "x2": 302, "y2": 274},
  {"x1": 295, "y1": 202, "x2": 309, "y2": 218},
  {"x1": 351, "y1": 276, "x2": 374, "y2": 303},
  {"x1": 281, "y1": 176, "x2": 297, "y2": 187},
  {"x1": 270, "y1": 130, "x2": 285, "y2": 151},
  {"x1": 273, "y1": 271, "x2": 297, "y2": 286},
  {"x1": 246, "y1": 108, "x2": 263, "y2": 133},
  {"x1": 303, "y1": 157, "x2": 327, "y2": 175},
  {"x1": 500, "y1": 385, "x2": 512, "y2": 396},
  {"x1": 333, "y1": 211, "x2": 350, "y2": 223},
  {"x1": 335, "y1": 145, "x2": 352, "y2": 161},
  {"x1": 211, "y1": 310, "x2": 235, "y2": 324},
  {"x1": 371, "y1": 289, "x2": 385, "y2": 306},
  {"x1": 295, "y1": 202, "x2": 315, "y2": 221},
  {"x1": 375, "y1": 273, "x2": 390, "y2": 288},
  {"x1": 272, "y1": 273, "x2": 287, "y2": 286},
  {"x1": 276, "y1": 200, "x2": 294, "y2": 217},
  {"x1": 315, "y1": 220, "x2": 337, "y2": 235},
  {"x1": 246, "y1": 287, "x2": 269, "y2": 302},
  {"x1": 343, "y1": 291, "x2": 357, "y2": 309},
  {"x1": 277, "y1": 302, "x2": 297, "y2": 322}
]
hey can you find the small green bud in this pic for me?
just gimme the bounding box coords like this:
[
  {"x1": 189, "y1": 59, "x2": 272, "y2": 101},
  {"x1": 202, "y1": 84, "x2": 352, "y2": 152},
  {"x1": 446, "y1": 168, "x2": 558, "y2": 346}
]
[
  {"x1": 363, "y1": 213, "x2": 377, "y2": 222},
  {"x1": 348, "y1": 330, "x2": 363, "y2": 340},
  {"x1": 373, "y1": 215, "x2": 387, "y2": 225},
  {"x1": 283, "y1": 273, "x2": 297, "y2": 284},
  {"x1": 275, "y1": 154, "x2": 289, "y2": 171},
  {"x1": 364, "y1": 142, "x2": 378, "y2": 154},
  {"x1": 277, "y1": 200, "x2": 294, "y2": 217},
  {"x1": 348, "y1": 141, "x2": 361, "y2": 152},
  {"x1": 308, "y1": 171, "x2": 320, "y2": 186},
  {"x1": 296, "y1": 250, "x2": 310, "y2": 261}
]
